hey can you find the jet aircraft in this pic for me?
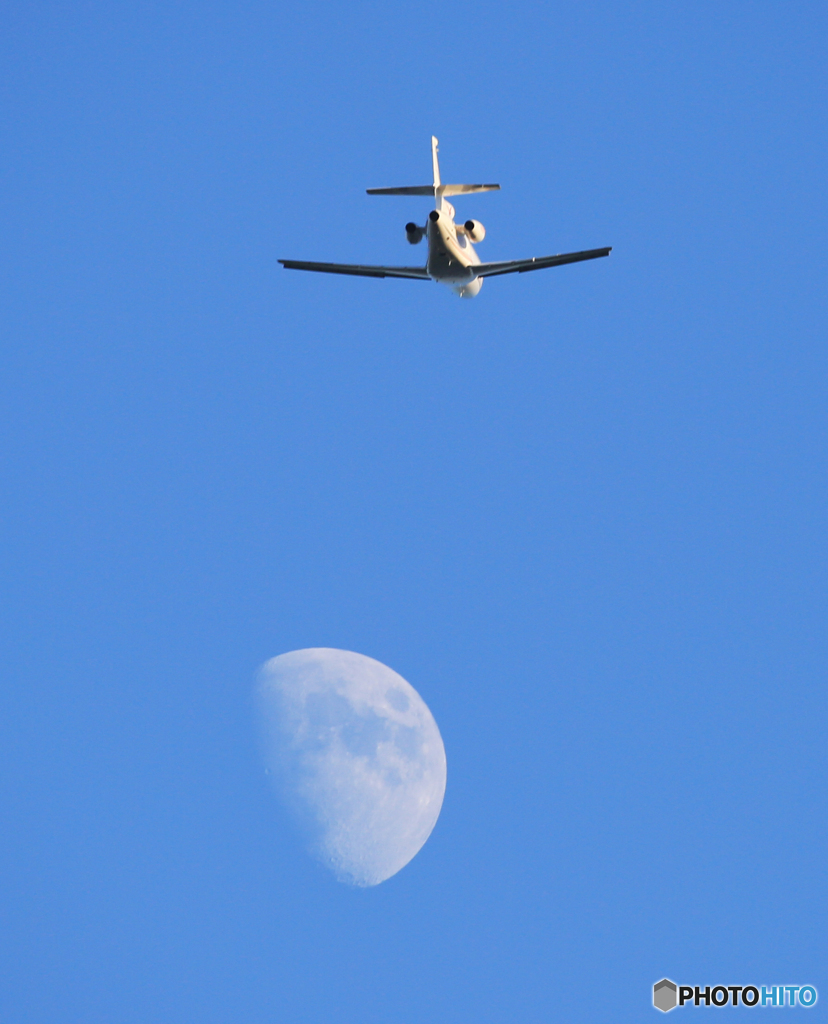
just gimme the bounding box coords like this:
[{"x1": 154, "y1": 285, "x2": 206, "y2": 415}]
[{"x1": 280, "y1": 137, "x2": 611, "y2": 298}]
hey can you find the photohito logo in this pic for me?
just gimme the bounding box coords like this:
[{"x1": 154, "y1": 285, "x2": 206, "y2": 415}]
[{"x1": 653, "y1": 980, "x2": 818, "y2": 1011}]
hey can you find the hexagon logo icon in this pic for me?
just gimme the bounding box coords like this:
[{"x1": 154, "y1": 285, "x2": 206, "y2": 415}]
[{"x1": 654, "y1": 979, "x2": 678, "y2": 1012}]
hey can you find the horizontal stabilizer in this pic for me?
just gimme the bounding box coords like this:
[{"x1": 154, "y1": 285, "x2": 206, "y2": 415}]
[
  {"x1": 279, "y1": 259, "x2": 430, "y2": 280},
  {"x1": 366, "y1": 186, "x2": 436, "y2": 196},
  {"x1": 366, "y1": 184, "x2": 500, "y2": 197},
  {"x1": 441, "y1": 183, "x2": 500, "y2": 196},
  {"x1": 474, "y1": 247, "x2": 612, "y2": 278}
]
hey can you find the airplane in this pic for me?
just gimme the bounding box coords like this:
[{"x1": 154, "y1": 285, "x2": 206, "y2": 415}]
[{"x1": 279, "y1": 137, "x2": 611, "y2": 299}]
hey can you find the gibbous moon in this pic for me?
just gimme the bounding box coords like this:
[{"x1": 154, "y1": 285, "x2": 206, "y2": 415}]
[{"x1": 256, "y1": 648, "x2": 446, "y2": 887}]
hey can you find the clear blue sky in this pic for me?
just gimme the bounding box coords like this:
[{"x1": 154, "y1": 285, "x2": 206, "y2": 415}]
[{"x1": 2, "y1": 2, "x2": 826, "y2": 1021}]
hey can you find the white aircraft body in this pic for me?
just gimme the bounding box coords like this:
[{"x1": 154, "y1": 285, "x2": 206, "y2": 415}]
[{"x1": 280, "y1": 137, "x2": 611, "y2": 298}]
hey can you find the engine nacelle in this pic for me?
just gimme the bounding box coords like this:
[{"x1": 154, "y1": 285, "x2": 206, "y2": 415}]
[
  {"x1": 405, "y1": 222, "x2": 424, "y2": 244},
  {"x1": 463, "y1": 219, "x2": 486, "y2": 243}
]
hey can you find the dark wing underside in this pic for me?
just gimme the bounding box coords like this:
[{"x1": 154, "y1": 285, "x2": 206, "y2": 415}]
[
  {"x1": 279, "y1": 259, "x2": 430, "y2": 280},
  {"x1": 474, "y1": 246, "x2": 612, "y2": 278},
  {"x1": 279, "y1": 247, "x2": 611, "y2": 283}
]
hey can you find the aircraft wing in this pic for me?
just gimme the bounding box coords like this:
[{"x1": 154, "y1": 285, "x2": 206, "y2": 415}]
[
  {"x1": 279, "y1": 259, "x2": 430, "y2": 280},
  {"x1": 473, "y1": 246, "x2": 612, "y2": 278}
]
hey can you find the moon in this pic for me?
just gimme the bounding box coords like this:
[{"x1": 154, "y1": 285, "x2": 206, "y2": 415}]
[{"x1": 256, "y1": 648, "x2": 447, "y2": 887}]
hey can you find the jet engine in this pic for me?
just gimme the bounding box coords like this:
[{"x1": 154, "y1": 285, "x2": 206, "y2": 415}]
[
  {"x1": 463, "y1": 219, "x2": 486, "y2": 242},
  {"x1": 405, "y1": 222, "x2": 425, "y2": 244}
]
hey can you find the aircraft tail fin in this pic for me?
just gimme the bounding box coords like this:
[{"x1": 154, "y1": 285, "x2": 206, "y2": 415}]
[
  {"x1": 365, "y1": 136, "x2": 500, "y2": 202},
  {"x1": 432, "y1": 135, "x2": 441, "y2": 189}
]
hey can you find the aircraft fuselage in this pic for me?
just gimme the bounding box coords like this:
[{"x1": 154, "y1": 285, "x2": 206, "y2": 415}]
[{"x1": 426, "y1": 201, "x2": 483, "y2": 298}]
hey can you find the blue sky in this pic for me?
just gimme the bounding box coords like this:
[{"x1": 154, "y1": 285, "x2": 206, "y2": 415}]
[{"x1": 2, "y1": 2, "x2": 826, "y2": 1021}]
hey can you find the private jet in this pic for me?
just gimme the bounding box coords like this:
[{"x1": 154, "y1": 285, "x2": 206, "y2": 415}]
[{"x1": 279, "y1": 137, "x2": 611, "y2": 298}]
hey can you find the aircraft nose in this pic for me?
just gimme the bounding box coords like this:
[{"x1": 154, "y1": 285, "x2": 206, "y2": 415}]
[{"x1": 428, "y1": 209, "x2": 440, "y2": 222}]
